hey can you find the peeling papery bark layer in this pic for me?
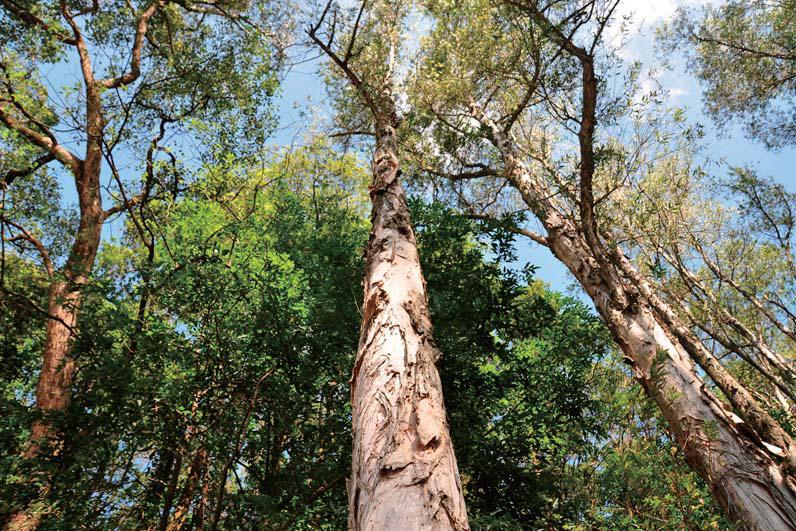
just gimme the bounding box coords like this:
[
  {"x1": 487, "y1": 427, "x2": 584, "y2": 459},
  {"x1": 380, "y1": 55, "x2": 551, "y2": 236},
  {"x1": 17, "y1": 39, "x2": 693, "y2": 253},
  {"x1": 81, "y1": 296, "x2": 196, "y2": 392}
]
[
  {"x1": 477, "y1": 110, "x2": 796, "y2": 529},
  {"x1": 347, "y1": 122, "x2": 469, "y2": 531}
]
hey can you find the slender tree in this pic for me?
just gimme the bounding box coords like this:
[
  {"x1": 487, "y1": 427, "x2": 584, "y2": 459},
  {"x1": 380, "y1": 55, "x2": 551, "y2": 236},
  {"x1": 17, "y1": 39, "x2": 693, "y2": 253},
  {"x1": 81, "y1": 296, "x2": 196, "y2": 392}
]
[{"x1": 0, "y1": 0, "x2": 279, "y2": 526}]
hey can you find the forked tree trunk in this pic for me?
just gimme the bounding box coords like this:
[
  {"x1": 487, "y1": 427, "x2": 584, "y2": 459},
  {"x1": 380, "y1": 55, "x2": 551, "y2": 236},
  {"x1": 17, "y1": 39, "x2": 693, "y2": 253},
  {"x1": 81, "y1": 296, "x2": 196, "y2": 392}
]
[
  {"x1": 6, "y1": 121, "x2": 105, "y2": 531},
  {"x1": 347, "y1": 118, "x2": 469, "y2": 530},
  {"x1": 481, "y1": 116, "x2": 796, "y2": 529}
]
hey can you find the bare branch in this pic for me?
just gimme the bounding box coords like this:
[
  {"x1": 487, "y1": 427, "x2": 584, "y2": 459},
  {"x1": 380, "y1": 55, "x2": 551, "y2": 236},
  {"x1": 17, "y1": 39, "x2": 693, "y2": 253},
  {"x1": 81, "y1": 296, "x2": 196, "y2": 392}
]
[
  {"x1": 0, "y1": 215, "x2": 54, "y2": 275},
  {"x1": 99, "y1": 0, "x2": 165, "y2": 89},
  {"x1": 307, "y1": 0, "x2": 378, "y2": 115},
  {"x1": 0, "y1": 286, "x2": 77, "y2": 334},
  {"x1": 344, "y1": 0, "x2": 368, "y2": 64},
  {"x1": 466, "y1": 213, "x2": 548, "y2": 246},
  {"x1": 328, "y1": 129, "x2": 375, "y2": 138}
]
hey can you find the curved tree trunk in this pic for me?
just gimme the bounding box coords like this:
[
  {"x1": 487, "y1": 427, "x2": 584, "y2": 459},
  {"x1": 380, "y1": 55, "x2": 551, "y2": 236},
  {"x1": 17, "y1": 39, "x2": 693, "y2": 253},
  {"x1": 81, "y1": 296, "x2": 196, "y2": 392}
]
[
  {"x1": 474, "y1": 108, "x2": 796, "y2": 529},
  {"x1": 551, "y1": 219, "x2": 796, "y2": 529},
  {"x1": 26, "y1": 193, "x2": 103, "y2": 458},
  {"x1": 347, "y1": 120, "x2": 469, "y2": 531}
]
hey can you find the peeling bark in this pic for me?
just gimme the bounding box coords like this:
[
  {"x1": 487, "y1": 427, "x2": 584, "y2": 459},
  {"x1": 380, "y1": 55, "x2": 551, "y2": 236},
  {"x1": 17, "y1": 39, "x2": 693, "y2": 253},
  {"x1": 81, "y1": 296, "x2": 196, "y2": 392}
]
[
  {"x1": 472, "y1": 106, "x2": 796, "y2": 529},
  {"x1": 347, "y1": 120, "x2": 469, "y2": 531}
]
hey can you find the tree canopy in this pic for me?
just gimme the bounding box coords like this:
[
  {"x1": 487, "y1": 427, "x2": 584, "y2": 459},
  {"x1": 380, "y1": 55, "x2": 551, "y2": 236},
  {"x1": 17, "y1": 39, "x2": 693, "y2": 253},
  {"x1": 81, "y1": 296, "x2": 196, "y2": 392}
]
[{"x1": 2, "y1": 0, "x2": 795, "y2": 529}]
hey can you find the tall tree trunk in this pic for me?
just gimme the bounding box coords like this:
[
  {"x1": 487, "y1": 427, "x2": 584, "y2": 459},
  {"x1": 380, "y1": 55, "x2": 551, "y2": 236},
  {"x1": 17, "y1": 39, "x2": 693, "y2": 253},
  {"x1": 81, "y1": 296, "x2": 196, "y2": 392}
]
[
  {"x1": 6, "y1": 85, "x2": 106, "y2": 530},
  {"x1": 553, "y1": 220, "x2": 796, "y2": 529},
  {"x1": 478, "y1": 111, "x2": 796, "y2": 529},
  {"x1": 158, "y1": 452, "x2": 182, "y2": 531},
  {"x1": 347, "y1": 119, "x2": 469, "y2": 530},
  {"x1": 26, "y1": 187, "x2": 103, "y2": 457},
  {"x1": 7, "y1": 195, "x2": 104, "y2": 529}
]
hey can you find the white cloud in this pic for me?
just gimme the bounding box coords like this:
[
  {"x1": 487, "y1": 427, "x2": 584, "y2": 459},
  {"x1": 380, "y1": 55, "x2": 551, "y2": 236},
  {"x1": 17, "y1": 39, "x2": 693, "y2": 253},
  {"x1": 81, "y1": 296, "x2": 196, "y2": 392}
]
[{"x1": 606, "y1": 0, "x2": 718, "y2": 61}]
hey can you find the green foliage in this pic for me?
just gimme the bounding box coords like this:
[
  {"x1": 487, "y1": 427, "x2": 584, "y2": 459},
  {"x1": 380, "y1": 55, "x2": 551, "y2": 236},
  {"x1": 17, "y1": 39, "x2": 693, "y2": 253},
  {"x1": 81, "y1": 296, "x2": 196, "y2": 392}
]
[
  {"x1": 1, "y1": 0, "x2": 282, "y2": 200},
  {"x1": 0, "y1": 140, "x2": 726, "y2": 528},
  {"x1": 662, "y1": 0, "x2": 796, "y2": 148}
]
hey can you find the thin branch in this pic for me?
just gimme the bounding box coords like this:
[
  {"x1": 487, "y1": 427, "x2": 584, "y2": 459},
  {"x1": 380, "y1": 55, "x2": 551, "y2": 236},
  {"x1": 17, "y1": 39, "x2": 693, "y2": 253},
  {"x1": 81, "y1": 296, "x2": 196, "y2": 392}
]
[
  {"x1": 0, "y1": 215, "x2": 54, "y2": 276},
  {"x1": 0, "y1": 0, "x2": 77, "y2": 44},
  {"x1": 0, "y1": 286, "x2": 77, "y2": 334},
  {"x1": 307, "y1": 0, "x2": 378, "y2": 115},
  {"x1": 466, "y1": 213, "x2": 548, "y2": 246}
]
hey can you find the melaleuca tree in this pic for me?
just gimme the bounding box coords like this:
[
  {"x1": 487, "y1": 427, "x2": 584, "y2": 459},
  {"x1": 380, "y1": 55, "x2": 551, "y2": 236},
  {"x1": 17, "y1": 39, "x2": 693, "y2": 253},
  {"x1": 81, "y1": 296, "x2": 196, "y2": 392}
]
[
  {"x1": 605, "y1": 157, "x2": 796, "y2": 431},
  {"x1": 401, "y1": 0, "x2": 796, "y2": 527},
  {"x1": 307, "y1": 1, "x2": 471, "y2": 527}
]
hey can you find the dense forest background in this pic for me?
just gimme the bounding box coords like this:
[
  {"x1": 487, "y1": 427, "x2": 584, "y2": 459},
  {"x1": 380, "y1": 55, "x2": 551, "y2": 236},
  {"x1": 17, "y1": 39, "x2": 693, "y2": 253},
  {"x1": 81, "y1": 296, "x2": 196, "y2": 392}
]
[{"x1": 2, "y1": 0, "x2": 795, "y2": 529}]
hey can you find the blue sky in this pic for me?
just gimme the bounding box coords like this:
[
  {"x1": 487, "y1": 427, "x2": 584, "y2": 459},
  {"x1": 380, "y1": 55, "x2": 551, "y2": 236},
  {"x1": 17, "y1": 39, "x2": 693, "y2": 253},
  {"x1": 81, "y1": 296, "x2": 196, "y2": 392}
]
[
  {"x1": 29, "y1": 0, "x2": 796, "y2": 295},
  {"x1": 267, "y1": 1, "x2": 795, "y2": 295}
]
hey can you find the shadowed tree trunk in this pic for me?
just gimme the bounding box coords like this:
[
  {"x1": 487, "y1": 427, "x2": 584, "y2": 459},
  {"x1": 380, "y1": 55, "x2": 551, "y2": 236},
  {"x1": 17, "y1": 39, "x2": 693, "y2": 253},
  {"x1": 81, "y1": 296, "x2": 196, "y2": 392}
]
[{"x1": 165, "y1": 448, "x2": 208, "y2": 531}]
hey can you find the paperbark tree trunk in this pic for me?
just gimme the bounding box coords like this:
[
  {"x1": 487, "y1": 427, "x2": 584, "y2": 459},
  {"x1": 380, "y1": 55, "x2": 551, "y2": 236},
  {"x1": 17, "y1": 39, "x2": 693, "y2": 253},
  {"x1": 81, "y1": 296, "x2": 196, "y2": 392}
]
[
  {"x1": 479, "y1": 113, "x2": 796, "y2": 529},
  {"x1": 347, "y1": 118, "x2": 469, "y2": 531}
]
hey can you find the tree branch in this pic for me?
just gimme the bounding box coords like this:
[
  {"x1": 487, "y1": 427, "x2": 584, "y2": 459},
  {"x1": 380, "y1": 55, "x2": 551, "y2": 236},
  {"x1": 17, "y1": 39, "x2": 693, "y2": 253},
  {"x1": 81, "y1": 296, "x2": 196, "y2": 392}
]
[
  {"x1": 0, "y1": 106, "x2": 82, "y2": 175},
  {"x1": 0, "y1": 215, "x2": 54, "y2": 275},
  {"x1": 0, "y1": 0, "x2": 77, "y2": 44},
  {"x1": 2, "y1": 153, "x2": 56, "y2": 189},
  {"x1": 99, "y1": 0, "x2": 165, "y2": 89},
  {"x1": 307, "y1": 0, "x2": 378, "y2": 116},
  {"x1": 466, "y1": 212, "x2": 548, "y2": 246}
]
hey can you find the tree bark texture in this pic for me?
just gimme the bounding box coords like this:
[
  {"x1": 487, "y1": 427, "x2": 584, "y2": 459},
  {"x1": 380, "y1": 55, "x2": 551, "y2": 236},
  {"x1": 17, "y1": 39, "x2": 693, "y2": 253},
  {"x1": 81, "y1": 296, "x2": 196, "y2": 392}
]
[
  {"x1": 25, "y1": 147, "x2": 104, "y2": 452},
  {"x1": 478, "y1": 113, "x2": 796, "y2": 530},
  {"x1": 347, "y1": 120, "x2": 469, "y2": 531}
]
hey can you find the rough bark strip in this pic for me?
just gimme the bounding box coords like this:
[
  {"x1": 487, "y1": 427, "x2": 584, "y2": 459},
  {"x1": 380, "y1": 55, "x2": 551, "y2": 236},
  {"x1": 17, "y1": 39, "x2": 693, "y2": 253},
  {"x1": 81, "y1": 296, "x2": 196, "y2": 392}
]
[{"x1": 347, "y1": 120, "x2": 469, "y2": 531}]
